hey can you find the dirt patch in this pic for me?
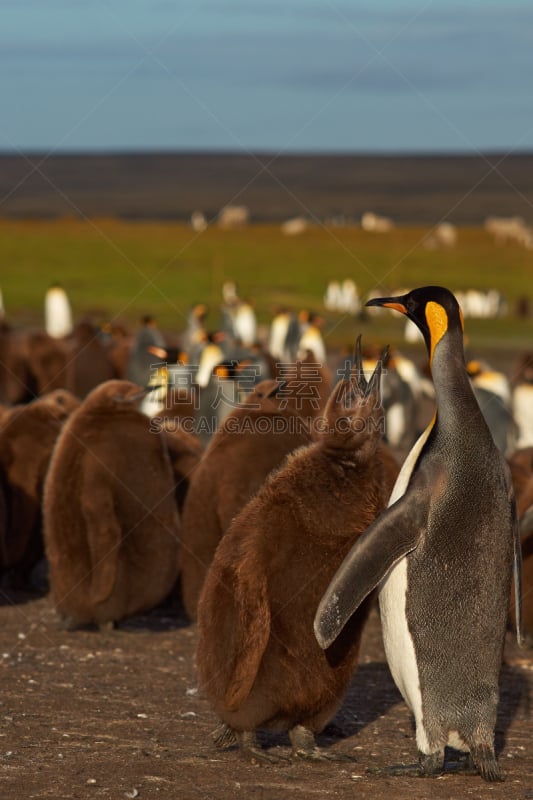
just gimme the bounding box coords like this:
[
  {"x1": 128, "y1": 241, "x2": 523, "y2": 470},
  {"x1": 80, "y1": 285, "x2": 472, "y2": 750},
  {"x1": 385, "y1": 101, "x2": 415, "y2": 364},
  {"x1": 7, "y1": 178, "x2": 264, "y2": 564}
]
[{"x1": 0, "y1": 591, "x2": 531, "y2": 800}]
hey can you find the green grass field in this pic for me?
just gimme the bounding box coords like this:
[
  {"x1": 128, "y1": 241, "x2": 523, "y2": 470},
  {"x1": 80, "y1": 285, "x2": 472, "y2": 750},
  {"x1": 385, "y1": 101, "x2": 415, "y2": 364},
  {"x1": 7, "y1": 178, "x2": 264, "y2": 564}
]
[{"x1": 1, "y1": 219, "x2": 532, "y2": 354}]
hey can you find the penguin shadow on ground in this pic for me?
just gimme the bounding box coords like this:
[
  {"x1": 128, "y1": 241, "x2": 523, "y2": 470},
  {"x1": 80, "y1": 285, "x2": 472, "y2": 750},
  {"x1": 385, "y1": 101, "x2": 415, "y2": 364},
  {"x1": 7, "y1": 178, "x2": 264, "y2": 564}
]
[
  {"x1": 495, "y1": 659, "x2": 531, "y2": 757},
  {"x1": 242, "y1": 662, "x2": 403, "y2": 756},
  {"x1": 118, "y1": 604, "x2": 190, "y2": 634},
  {"x1": 44, "y1": 605, "x2": 190, "y2": 635},
  {"x1": 116, "y1": 582, "x2": 191, "y2": 633},
  {"x1": 0, "y1": 584, "x2": 44, "y2": 609},
  {"x1": 320, "y1": 662, "x2": 404, "y2": 744},
  {"x1": 0, "y1": 555, "x2": 53, "y2": 606}
]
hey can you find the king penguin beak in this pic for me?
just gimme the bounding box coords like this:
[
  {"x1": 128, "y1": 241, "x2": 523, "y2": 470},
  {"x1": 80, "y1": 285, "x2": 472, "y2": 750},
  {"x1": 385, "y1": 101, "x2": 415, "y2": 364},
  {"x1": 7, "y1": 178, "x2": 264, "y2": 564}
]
[{"x1": 366, "y1": 297, "x2": 407, "y2": 315}]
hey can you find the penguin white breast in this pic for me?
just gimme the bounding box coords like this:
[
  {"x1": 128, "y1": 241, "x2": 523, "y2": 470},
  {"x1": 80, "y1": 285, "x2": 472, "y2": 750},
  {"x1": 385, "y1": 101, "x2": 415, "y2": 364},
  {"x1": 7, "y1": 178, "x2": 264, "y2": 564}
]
[{"x1": 378, "y1": 422, "x2": 433, "y2": 753}]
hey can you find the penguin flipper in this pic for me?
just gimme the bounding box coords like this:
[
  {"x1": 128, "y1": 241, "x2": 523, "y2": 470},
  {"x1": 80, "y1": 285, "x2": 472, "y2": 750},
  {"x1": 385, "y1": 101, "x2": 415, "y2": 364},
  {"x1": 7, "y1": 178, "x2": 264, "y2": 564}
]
[
  {"x1": 224, "y1": 563, "x2": 271, "y2": 712},
  {"x1": 314, "y1": 492, "x2": 428, "y2": 650}
]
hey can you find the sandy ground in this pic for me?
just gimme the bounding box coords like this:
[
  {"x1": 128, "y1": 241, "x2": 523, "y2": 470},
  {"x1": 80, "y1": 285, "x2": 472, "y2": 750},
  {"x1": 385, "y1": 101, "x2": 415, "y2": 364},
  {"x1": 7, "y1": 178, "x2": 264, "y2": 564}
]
[{"x1": 0, "y1": 589, "x2": 531, "y2": 800}]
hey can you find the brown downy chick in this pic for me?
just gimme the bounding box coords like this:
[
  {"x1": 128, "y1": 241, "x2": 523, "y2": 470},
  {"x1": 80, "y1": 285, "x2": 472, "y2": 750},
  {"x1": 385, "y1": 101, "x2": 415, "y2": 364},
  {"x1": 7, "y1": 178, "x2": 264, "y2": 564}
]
[
  {"x1": 161, "y1": 424, "x2": 203, "y2": 514},
  {"x1": 180, "y1": 379, "x2": 313, "y2": 620},
  {"x1": 43, "y1": 380, "x2": 180, "y2": 629},
  {"x1": 0, "y1": 389, "x2": 80, "y2": 580},
  {"x1": 196, "y1": 340, "x2": 397, "y2": 762}
]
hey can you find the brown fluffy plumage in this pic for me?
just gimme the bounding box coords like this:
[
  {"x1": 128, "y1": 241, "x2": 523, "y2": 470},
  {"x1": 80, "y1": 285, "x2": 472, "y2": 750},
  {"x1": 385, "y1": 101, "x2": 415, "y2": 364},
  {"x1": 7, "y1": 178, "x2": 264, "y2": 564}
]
[
  {"x1": 162, "y1": 424, "x2": 203, "y2": 514},
  {"x1": 0, "y1": 389, "x2": 80, "y2": 578},
  {"x1": 64, "y1": 320, "x2": 118, "y2": 398},
  {"x1": 196, "y1": 358, "x2": 398, "y2": 760},
  {"x1": 180, "y1": 379, "x2": 314, "y2": 620},
  {"x1": 43, "y1": 380, "x2": 180, "y2": 628}
]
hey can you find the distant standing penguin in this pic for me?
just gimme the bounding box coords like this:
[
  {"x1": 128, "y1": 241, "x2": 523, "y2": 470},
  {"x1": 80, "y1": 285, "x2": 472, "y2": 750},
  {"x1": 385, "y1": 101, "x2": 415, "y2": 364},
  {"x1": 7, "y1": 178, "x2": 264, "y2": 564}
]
[
  {"x1": 512, "y1": 353, "x2": 533, "y2": 449},
  {"x1": 43, "y1": 380, "x2": 180, "y2": 629},
  {"x1": 126, "y1": 316, "x2": 167, "y2": 388},
  {"x1": 197, "y1": 346, "x2": 397, "y2": 762},
  {"x1": 466, "y1": 359, "x2": 515, "y2": 454},
  {"x1": 44, "y1": 283, "x2": 73, "y2": 339},
  {"x1": 315, "y1": 286, "x2": 523, "y2": 782}
]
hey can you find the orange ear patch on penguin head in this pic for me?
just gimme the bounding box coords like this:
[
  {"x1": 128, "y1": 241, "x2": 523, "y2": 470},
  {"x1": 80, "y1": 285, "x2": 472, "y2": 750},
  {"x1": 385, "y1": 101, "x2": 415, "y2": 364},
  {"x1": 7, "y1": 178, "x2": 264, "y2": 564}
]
[{"x1": 425, "y1": 301, "x2": 448, "y2": 364}]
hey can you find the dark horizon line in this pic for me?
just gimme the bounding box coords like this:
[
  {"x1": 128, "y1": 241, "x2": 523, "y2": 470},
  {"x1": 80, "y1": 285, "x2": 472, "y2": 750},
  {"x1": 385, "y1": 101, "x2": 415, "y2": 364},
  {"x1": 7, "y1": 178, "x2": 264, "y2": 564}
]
[{"x1": 1, "y1": 147, "x2": 533, "y2": 160}]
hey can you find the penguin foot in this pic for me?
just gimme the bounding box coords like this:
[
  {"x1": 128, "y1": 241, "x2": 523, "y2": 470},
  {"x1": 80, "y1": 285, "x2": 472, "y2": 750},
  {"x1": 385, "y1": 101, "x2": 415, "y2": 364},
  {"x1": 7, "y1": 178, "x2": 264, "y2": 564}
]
[
  {"x1": 443, "y1": 748, "x2": 502, "y2": 781},
  {"x1": 238, "y1": 731, "x2": 289, "y2": 765},
  {"x1": 367, "y1": 751, "x2": 444, "y2": 778},
  {"x1": 97, "y1": 620, "x2": 116, "y2": 634},
  {"x1": 56, "y1": 615, "x2": 85, "y2": 632},
  {"x1": 419, "y1": 750, "x2": 445, "y2": 776},
  {"x1": 289, "y1": 725, "x2": 355, "y2": 763},
  {"x1": 212, "y1": 723, "x2": 237, "y2": 749},
  {"x1": 470, "y1": 745, "x2": 503, "y2": 782},
  {"x1": 57, "y1": 616, "x2": 94, "y2": 633}
]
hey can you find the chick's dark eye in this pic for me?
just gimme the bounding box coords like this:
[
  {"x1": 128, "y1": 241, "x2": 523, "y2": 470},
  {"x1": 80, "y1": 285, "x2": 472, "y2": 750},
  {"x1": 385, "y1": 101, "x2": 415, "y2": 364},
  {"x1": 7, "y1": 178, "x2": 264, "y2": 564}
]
[{"x1": 257, "y1": 392, "x2": 264, "y2": 398}]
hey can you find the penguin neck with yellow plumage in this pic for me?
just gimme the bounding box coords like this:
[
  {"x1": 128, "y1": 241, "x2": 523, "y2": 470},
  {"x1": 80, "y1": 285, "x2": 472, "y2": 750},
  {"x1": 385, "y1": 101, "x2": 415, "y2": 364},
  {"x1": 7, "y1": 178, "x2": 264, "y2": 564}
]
[{"x1": 367, "y1": 286, "x2": 480, "y2": 432}]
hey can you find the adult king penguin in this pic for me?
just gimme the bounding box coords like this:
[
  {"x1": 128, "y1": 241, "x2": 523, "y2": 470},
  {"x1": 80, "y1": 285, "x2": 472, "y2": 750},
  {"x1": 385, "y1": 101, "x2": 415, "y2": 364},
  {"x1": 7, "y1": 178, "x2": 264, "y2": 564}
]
[{"x1": 314, "y1": 286, "x2": 523, "y2": 782}]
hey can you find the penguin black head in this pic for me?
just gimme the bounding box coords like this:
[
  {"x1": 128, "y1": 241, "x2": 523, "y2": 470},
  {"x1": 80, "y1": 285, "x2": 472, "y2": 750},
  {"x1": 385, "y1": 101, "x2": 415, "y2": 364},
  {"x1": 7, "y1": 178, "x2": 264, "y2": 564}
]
[{"x1": 366, "y1": 286, "x2": 464, "y2": 365}]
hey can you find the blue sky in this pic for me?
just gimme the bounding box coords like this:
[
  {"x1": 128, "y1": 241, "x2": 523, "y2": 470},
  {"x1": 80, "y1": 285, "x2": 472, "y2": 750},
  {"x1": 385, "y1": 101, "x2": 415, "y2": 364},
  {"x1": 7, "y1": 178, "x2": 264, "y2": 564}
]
[{"x1": 1, "y1": 0, "x2": 532, "y2": 153}]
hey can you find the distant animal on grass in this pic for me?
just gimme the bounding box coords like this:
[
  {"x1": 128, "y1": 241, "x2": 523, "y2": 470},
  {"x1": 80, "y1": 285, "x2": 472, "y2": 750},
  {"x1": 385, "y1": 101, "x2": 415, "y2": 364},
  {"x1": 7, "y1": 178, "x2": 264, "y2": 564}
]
[
  {"x1": 43, "y1": 380, "x2": 180, "y2": 630},
  {"x1": 197, "y1": 343, "x2": 397, "y2": 762}
]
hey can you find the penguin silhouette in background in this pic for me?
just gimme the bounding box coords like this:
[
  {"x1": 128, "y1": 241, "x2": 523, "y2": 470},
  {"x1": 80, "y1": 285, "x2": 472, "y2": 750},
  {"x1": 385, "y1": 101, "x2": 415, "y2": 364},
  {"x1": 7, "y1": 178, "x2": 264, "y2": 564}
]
[
  {"x1": 315, "y1": 286, "x2": 523, "y2": 782},
  {"x1": 466, "y1": 359, "x2": 515, "y2": 454}
]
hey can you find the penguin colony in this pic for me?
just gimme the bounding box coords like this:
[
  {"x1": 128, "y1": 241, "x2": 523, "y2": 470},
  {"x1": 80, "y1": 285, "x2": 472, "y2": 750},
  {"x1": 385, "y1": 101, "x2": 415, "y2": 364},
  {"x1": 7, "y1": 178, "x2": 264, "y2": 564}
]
[{"x1": 0, "y1": 282, "x2": 530, "y2": 784}]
